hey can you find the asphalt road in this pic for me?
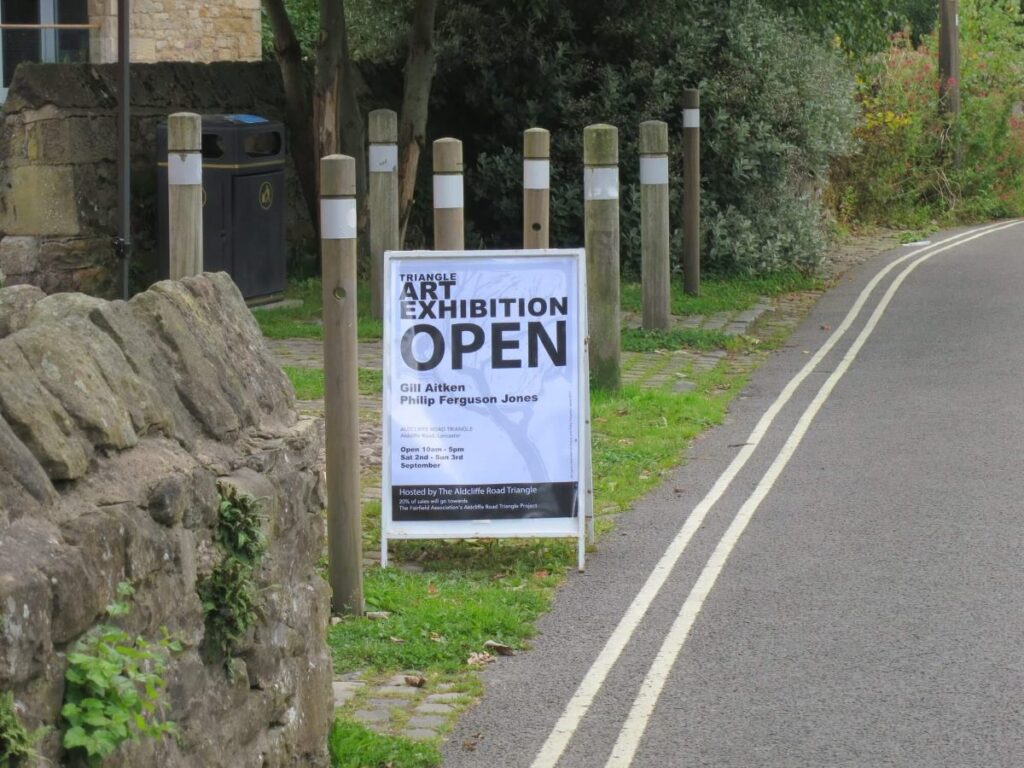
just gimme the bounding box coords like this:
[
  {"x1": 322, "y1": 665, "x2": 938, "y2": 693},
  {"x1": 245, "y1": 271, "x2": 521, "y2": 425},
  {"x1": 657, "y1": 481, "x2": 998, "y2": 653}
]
[{"x1": 441, "y1": 221, "x2": 1024, "y2": 768}]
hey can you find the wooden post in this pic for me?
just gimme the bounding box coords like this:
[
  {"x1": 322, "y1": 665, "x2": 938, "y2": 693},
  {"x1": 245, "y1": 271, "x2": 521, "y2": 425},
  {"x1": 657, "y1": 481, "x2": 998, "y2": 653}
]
[
  {"x1": 640, "y1": 120, "x2": 670, "y2": 330},
  {"x1": 682, "y1": 89, "x2": 701, "y2": 297},
  {"x1": 523, "y1": 128, "x2": 550, "y2": 248},
  {"x1": 583, "y1": 123, "x2": 621, "y2": 392},
  {"x1": 320, "y1": 154, "x2": 364, "y2": 616},
  {"x1": 167, "y1": 112, "x2": 203, "y2": 279},
  {"x1": 939, "y1": 0, "x2": 960, "y2": 118},
  {"x1": 368, "y1": 109, "x2": 399, "y2": 320},
  {"x1": 433, "y1": 138, "x2": 464, "y2": 250}
]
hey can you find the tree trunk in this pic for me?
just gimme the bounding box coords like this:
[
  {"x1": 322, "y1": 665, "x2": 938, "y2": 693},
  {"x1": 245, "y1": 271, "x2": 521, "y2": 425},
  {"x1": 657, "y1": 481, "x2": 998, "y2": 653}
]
[
  {"x1": 337, "y1": 20, "x2": 368, "y2": 272},
  {"x1": 262, "y1": 0, "x2": 316, "y2": 235},
  {"x1": 316, "y1": 1, "x2": 345, "y2": 161},
  {"x1": 398, "y1": 0, "x2": 439, "y2": 246},
  {"x1": 317, "y1": 1, "x2": 370, "y2": 270}
]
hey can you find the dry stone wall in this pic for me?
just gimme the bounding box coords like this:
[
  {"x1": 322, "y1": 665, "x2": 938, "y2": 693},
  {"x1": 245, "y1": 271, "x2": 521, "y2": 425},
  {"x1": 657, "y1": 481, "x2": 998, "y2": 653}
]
[
  {"x1": 0, "y1": 62, "x2": 315, "y2": 298},
  {"x1": 0, "y1": 272, "x2": 331, "y2": 766}
]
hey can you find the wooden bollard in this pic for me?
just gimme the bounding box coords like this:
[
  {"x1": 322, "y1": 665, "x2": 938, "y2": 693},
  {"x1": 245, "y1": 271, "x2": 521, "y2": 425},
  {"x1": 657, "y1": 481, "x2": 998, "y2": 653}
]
[
  {"x1": 320, "y1": 154, "x2": 364, "y2": 616},
  {"x1": 167, "y1": 112, "x2": 203, "y2": 279},
  {"x1": 368, "y1": 109, "x2": 399, "y2": 320},
  {"x1": 433, "y1": 138, "x2": 464, "y2": 250},
  {"x1": 682, "y1": 89, "x2": 701, "y2": 297},
  {"x1": 523, "y1": 128, "x2": 550, "y2": 248},
  {"x1": 640, "y1": 120, "x2": 670, "y2": 330},
  {"x1": 583, "y1": 124, "x2": 621, "y2": 392}
]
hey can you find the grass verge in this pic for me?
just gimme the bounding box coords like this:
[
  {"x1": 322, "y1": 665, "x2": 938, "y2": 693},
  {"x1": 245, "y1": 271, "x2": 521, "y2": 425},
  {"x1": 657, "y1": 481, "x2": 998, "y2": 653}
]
[
  {"x1": 329, "y1": 720, "x2": 440, "y2": 768},
  {"x1": 621, "y1": 270, "x2": 820, "y2": 316},
  {"x1": 621, "y1": 327, "x2": 745, "y2": 352},
  {"x1": 283, "y1": 366, "x2": 383, "y2": 400},
  {"x1": 253, "y1": 278, "x2": 383, "y2": 340}
]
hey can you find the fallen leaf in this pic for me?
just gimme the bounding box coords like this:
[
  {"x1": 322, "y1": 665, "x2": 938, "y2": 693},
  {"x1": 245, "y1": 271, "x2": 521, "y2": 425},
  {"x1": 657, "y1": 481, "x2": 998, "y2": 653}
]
[
  {"x1": 366, "y1": 611, "x2": 391, "y2": 621},
  {"x1": 427, "y1": 583, "x2": 438, "y2": 596},
  {"x1": 533, "y1": 569, "x2": 549, "y2": 579},
  {"x1": 389, "y1": 636, "x2": 405, "y2": 644},
  {"x1": 467, "y1": 651, "x2": 495, "y2": 667},
  {"x1": 404, "y1": 675, "x2": 427, "y2": 687},
  {"x1": 462, "y1": 739, "x2": 478, "y2": 752},
  {"x1": 483, "y1": 640, "x2": 514, "y2": 656},
  {"x1": 820, "y1": 324, "x2": 832, "y2": 331},
  {"x1": 429, "y1": 631, "x2": 445, "y2": 643}
]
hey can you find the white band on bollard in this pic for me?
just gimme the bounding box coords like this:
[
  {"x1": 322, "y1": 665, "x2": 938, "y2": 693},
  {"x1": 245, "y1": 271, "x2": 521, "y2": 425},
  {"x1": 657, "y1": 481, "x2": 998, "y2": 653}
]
[
  {"x1": 168, "y1": 153, "x2": 202, "y2": 185},
  {"x1": 523, "y1": 159, "x2": 551, "y2": 190},
  {"x1": 640, "y1": 156, "x2": 669, "y2": 185},
  {"x1": 683, "y1": 109, "x2": 700, "y2": 129},
  {"x1": 320, "y1": 198, "x2": 357, "y2": 240},
  {"x1": 369, "y1": 144, "x2": 398, "y2": 173},
  {"x1": 433, "y1": 175, "x2": 464, "y2": 209},
  {"x1": 584, "y1": 167, "x2": 619, "y2": 201}
]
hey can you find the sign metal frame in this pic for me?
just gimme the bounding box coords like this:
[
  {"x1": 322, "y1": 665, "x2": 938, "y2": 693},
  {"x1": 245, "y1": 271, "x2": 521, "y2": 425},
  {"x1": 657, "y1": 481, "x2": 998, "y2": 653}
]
[{"x1": 381, "y1": 248, "x2": 591, "y2": 571}]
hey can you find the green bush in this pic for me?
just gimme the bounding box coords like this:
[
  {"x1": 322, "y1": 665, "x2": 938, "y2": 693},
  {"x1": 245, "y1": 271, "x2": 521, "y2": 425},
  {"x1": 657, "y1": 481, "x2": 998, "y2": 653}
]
[
  {"x1": 828, "y1": 0, "x2": 1024, "y2": 227},
  {"x1": 357, "y1": 0, "x2": 856, "y2": 276}
]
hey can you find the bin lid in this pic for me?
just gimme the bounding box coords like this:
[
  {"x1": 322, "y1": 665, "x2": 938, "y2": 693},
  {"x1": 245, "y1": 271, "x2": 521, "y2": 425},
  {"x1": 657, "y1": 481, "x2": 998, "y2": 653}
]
[{"x1": 223, "y1": 114, "x2": 270, "y2": 125}]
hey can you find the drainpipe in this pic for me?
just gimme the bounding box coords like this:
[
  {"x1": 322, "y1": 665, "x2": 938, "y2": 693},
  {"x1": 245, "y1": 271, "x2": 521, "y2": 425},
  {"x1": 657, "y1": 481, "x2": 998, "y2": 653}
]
[{"x1": 114, "y1": 0, "x2": 131, "y2": 299}]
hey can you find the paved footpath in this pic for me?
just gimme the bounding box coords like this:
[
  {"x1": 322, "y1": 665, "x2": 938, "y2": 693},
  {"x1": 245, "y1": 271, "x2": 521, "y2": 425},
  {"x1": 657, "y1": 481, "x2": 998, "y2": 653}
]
[
  {"x1": 266, "y1": 232, "x2": 902, "y2": 745},
  {"x1": 441, "y1": 222, "x2": 1024, "y2": 766}
]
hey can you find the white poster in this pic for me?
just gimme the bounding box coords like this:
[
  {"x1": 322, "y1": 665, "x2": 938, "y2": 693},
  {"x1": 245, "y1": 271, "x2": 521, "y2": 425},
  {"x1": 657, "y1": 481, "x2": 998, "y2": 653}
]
[{"x1": 381, "y1": 250, "x2": 588, "y2": 565}]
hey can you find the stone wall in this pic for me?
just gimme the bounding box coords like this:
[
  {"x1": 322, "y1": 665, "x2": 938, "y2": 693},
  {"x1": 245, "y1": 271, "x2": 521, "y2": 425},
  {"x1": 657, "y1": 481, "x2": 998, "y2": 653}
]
[
  {"x1": 89, "y1": 0, "x2": 263, "y2": 65},
  {"x1": 0, "y1": 62, "x2": 315, "y2": 298},
  {"x1": 0, "y1": 273, "x2": 331, "y2": 766}
]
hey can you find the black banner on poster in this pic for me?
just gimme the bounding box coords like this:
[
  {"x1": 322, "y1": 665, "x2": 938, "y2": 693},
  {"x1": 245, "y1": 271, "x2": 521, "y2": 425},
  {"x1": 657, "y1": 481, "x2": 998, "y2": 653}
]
[{"x1": 392, "y1": 482, "x2": 578, "y2": 522}]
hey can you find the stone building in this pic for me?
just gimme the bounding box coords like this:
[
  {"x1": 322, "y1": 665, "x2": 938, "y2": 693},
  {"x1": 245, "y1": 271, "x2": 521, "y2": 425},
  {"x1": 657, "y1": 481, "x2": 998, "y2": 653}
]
[
  {"x1": 0, "y1": 62, "x2": 312, "y2": 298},
  {"x1": 1, "y1": 0, "x2": 262, "y2": 101}
]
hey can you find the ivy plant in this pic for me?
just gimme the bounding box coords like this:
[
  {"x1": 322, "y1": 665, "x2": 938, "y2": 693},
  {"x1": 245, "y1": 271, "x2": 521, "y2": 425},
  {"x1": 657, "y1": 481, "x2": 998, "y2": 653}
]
[
  {"x1": 198, "y1": 484, "x2": 267, "y2": 671},
  {"x1": 61, "y1": 583, "x2": 180, "y2": 766}
]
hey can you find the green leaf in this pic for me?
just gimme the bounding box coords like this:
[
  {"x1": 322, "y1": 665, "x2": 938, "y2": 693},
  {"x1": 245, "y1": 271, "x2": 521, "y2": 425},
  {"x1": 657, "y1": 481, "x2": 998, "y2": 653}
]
[{"x1": 62, "y1": 724, "x2": 91, "y2": 749}]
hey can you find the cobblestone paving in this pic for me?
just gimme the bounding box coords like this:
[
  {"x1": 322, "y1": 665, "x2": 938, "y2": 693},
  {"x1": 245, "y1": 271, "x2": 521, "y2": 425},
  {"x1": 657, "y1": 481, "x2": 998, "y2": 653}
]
[
  {"x1": 331, "y1": 671, "x2": 473, "y2": 742},
  {"x1": 266, "y1": 230, "x2": 903, "y2": 744}
]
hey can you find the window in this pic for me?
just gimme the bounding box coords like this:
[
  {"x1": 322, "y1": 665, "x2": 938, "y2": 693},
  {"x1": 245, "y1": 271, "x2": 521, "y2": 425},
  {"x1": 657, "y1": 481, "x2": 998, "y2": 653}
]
[{"x1": 0, "y1": 0, "x2": 89, "y2": 100}]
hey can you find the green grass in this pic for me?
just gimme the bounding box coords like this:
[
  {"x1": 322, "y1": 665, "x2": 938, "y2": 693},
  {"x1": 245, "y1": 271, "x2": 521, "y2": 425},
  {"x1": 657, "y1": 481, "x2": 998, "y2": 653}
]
[
  {"x1": 252, "y1": 278, "x2": 383, "y2": 340},
  {"x1": 283, "y1": 366, "x2": 383, "y2": 400},
  {"x1": 328, "y1": 565, "x2": 557, "y2": 673},
  {"x1": 329, "y1": 719, "x2": 440, "y2": 768},
  {"x1": 621, "y1": 327, "x2": 745, "y2": 352},
  {"x1": 589, "y1": 369, "x2": 745, "y2": 515},
  {"x1": 621, "y1": 270, "x2": 820, "y2": 316}
]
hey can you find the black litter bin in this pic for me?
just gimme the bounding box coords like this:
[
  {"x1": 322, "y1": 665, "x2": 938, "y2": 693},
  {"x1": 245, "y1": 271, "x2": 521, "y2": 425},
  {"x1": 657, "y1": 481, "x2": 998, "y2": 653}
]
[{"x1": 157, "y1": 114, "x2": 287, "y2": 302}]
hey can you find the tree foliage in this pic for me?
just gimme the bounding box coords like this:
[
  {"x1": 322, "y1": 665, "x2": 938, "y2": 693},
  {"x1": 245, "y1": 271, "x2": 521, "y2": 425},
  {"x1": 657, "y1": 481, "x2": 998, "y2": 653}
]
[
  {"x1": 405, "y1": 0, "x2": 857, "y2": 274},
  {"x1": 768, "y1": 0, "x2": 939, "y2": 56},
  {"x1": 828, "y1": 0, "x2": 1024, "y2": 227}
]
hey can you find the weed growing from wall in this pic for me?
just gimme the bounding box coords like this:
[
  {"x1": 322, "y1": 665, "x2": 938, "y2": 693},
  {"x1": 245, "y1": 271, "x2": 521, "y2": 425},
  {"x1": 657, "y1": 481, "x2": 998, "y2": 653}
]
[
  {"x1": 0, "y1": 690, "x2": 40, "y2": 768},
  {"x1": 198, "y1": 483, "x2": 267, "y2": 672},
  {"x1": 60, "y1": 582, "x2": 180, "y2": 766}
]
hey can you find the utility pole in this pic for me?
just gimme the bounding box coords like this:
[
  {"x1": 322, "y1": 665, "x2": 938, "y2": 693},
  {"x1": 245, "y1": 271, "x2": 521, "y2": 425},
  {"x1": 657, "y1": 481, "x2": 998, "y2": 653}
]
[{"x1": 939, "y1": 0, "x2": 960, "y2": 117}]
